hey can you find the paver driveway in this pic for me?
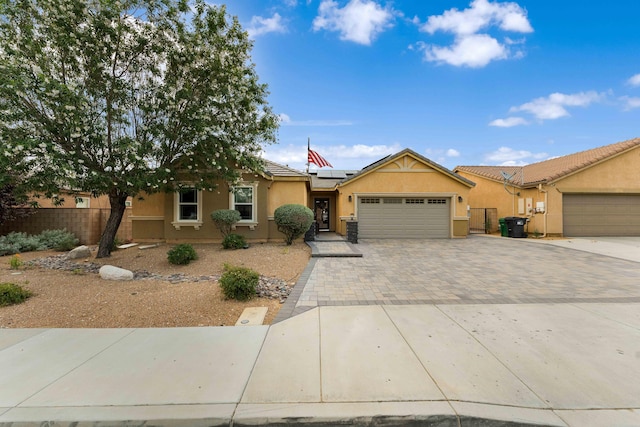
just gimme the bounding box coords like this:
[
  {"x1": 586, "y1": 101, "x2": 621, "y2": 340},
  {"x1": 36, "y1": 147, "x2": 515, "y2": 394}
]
[{"x1": 293, "y1": 236, "x2": 640, "y2": 311}]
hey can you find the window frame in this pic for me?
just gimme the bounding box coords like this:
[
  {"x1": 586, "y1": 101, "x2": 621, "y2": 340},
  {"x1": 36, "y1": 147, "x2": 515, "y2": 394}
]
[
  {"x1": 172, "y1": 186, "x2": 203, "y2": 230},
  {"x1": 229, "y1": 182, "x2": 258, "y2": 229}
]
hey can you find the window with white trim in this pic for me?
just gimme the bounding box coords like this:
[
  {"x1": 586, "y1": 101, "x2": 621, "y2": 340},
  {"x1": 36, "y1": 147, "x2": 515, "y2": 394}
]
[
  {"x1": 172, "y1": 187, "x2": 203, "y2": 230},
  {"x1": 230, "y1": 182, "x2": 258, "y2": 224}
]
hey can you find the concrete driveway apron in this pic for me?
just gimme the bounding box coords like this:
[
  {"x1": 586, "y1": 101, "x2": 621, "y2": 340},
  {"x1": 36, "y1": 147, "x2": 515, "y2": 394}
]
[{"x1": 292, "y1": 235, "x2": 640, "y2": 312}]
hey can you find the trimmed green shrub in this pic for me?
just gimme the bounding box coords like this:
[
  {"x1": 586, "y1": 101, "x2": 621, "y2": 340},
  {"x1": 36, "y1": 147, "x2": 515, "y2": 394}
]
[
  {"x1": 0, "y1": 229, "x2": 79, "y2": 255},
  {"x1": 274, "y1": 204, "x2": 314, "y2": 245},
  {"x1": 0, "y1": 283, "x2": 32, "y2": 307},
  {"x1": 219, "y1": 264, "x2": 259, "y2": 301},
  {"x1": 167, "y1": 244, "x2": 198, "y2": 265},
  {"x1": 211, "y1": 209, "x2": 241, "y2": 238},
  {"x1": 222, "y1": 233, "x2": 246, "y2": 250},
  {"x1": 38, "y1": 229, "x2": 79, "y2": 251}
]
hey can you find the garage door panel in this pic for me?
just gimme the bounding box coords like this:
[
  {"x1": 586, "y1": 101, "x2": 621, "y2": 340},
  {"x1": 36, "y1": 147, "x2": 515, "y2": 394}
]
[
  {"x1": 358, "y1": 197, "x2": 450, "y2": 239},
  {"x1": 563, "y1": 194, "x2": 640, "y2": 236}
]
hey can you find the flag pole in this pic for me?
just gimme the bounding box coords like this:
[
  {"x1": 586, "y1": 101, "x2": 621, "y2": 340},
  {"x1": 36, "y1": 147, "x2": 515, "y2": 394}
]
[{"x1": 306, "y1": 137, "x2": 310, "y2": 175}]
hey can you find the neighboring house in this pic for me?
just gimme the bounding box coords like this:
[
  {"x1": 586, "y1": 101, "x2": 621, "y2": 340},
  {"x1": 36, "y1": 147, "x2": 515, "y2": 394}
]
[
  {"x1": 454, "y1": 138, "x2": 640, "y2": 237},
  {"x1": 132, "y1": 149, "x2": 475, "y2": 242},
  {"x1": 0, "y1": 191, "x2": 133, "y2": 244}
]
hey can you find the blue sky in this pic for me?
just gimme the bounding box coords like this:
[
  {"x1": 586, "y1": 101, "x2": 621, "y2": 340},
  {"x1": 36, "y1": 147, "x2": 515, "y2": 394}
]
[{"x1": 222, "y1": 0, "x2": 640, "y2": 171}]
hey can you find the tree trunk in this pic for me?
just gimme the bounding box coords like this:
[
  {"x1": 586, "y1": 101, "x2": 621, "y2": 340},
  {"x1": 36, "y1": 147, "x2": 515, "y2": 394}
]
[{"x1": 96, "y1": 191, "x2": 128, "y2": 258}]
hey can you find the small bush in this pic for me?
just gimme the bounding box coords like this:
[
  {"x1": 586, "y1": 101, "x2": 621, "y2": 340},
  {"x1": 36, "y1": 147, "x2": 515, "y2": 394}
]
[
  {"x1": 167, "y1": 244, "x2": 198, "y2": 265},
  {"x1": 39, "y1": 229, "x2": 79, "y2": 251},
  {"x1": 219, "y1": 264, "x2": 259, "y2": 301},
  {"x1": 0, "y1": 232, "x2": 44, "y2": 255},
  {"x1": 211, "y1": 209, "x2": 241, "y2": 238},
  {"x1": 0, "y1": 283, "x2": 32, "y2": 307},
  {"x1": 222, "y1": 233, "x2": 246, "y2": 250},
  {"x1": 0, "y1": 229, "x2": 80, "y2": 255},
  {"x1": 9, "y1": 254, "x2": 23, "y2": 269},
  {"x1": 274, "y1": 204, "x2": 314, "y2": 245}
]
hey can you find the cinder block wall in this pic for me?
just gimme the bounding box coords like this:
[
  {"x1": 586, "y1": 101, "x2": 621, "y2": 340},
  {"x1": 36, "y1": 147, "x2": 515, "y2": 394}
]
[{"x1": 0, "y1": 208, "x2": 132, "y2": 245}]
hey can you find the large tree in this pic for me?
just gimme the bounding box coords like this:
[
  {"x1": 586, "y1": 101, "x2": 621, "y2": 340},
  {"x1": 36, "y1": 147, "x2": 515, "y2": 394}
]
[{"x1": 0, "y1": 0, "x2": 278, "y2": 257}]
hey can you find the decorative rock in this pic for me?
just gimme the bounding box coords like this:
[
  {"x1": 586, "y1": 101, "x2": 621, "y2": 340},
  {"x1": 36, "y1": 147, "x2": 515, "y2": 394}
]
[
  {"x1": 65, "y1": 245, "x2": 92, "y2": 260},
  {"x1": 99, "y1": 265, "x2": 134, "y2": 281},
  {"x1": 27, "y1": 255, "x2": 294, "y2": 301}
]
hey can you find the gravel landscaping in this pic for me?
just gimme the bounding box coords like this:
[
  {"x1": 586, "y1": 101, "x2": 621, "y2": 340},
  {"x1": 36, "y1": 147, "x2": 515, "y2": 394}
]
[{"x1": 0, "y1": 242, "x2": 311, "y2": 328}]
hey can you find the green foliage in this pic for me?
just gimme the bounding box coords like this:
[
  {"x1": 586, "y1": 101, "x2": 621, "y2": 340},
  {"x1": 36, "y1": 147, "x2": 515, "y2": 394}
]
[
  {"x1": 167, "y1": 244, "x2": 198, "y2": 265},
  {"x1": 274, "y1": 204, "x2": 314, "y2": 245},
  {"x1": 219, "y1": 264, "x2": 258, "y2": 301},
  {"x1": 222, "y1": 233, "x2": 246, "y2": 250},
  {"x1": 9, "y1": 254, "x2": 22, "y2": 269},
  {"x1": 0, "y1": 229, "x2": 78, "y2": 256},
  {"x1": 0, "y1": 0, "x2": 279, "y2": 258},
  {"x1": 38, "y1": 229, "x2": 79, "y2": 251},
  {"x1": 211, "y1": 209, "x2": 241, "y2": 238},
  {"x1": 0, "y1": 282, "x2": 32, "y2": 307}
]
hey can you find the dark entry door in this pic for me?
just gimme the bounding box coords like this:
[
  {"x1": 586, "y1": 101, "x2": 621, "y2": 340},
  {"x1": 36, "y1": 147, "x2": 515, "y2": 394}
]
[{"x1": 314, "y1": 198, "x2": 330, "y2": 230}]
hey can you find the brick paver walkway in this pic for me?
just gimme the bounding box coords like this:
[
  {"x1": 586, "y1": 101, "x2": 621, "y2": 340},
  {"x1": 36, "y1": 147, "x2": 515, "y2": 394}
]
[{"x1": 290, "y1": 236, "x2": 640, "y2": 314}]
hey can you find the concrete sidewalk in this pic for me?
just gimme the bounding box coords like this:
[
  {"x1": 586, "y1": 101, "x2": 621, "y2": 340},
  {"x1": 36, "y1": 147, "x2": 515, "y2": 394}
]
[{"x1": 2, "y1": 303, "x2": 640, "y2": 426}]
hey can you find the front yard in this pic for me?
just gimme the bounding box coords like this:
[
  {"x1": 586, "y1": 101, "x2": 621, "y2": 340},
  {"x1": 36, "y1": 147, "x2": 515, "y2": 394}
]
[{"x1": 0, "y1": 242, "x2": 310, "y2": 328}]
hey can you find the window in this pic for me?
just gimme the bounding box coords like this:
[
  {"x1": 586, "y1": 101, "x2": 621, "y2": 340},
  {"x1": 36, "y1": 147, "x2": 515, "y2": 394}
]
[
  {"x1": 172, "y1": 187, "x2": 203, "y2": 230},
  {"x1": 75, "y1": 197, "x2": 90, "y2": 208},
  {"x1": 428, "y1": 199, "x2": 447, "y2": 204},
  {"x1": 179, "y1": 188, "x2": 199, "y2": 220},
  {"x1": 230, "y1": 182, "x2": 258, "y2": 226},
  {"x1": 383, "y1": 198, "x2": 402, "y2": 204},
  {"x1": 405, "y1": 198, "x2": 425, "y2": 204},
  {"x1": 360, "y1": 198, "x2": 380, "y2": 204}
]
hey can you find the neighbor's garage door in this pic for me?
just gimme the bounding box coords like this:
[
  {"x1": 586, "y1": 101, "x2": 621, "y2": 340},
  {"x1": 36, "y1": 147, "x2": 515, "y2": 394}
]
[
  {"x1": 358, "y1": 197, "x2": 450, "y2": 239},
  {"x1": 563, "y1": 194, "x2": 640, "y2": 236}
]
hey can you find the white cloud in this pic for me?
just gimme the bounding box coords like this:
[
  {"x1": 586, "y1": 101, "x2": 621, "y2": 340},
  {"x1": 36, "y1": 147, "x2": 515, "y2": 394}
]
[
  {"x1": 419, "y1": 0, "x2": 532, "y2": 68},
  {"x1": 423, "y1": 34, "x2": 506, "y2": 68},
  {"x1": 489, "y1": 117, "x2": 529, "y2": 127},
  {"x1": 509, "y1": 91, "x2": 604, "y2": 120},
  {"x1": 422, "y1": 0, "x2": 532, "y2": 36},
  {"x1": 262, "y1": 143, "x2": 401, "y2": 170},
  {"x1": 446, "y1": 148, "x2": 460, "y2": 157},
  {"x1": 247, "y1": 13, "x2": 287, "y2": 38},
  {"x1": 620, "y1": 96, "x2": 640, "y2": 111},
  {"x1": 326, "y1": 143, "x2": 400, "y2": 158},
  {"x1": 627, "y1": 73, "x2": 640, "y2": 87},
  {"x1": 485, "y1": 146, "x2": 548, "y2": 165},
  {"x1": 313, "y1": 0, "x2": 394, "y2": 45}
]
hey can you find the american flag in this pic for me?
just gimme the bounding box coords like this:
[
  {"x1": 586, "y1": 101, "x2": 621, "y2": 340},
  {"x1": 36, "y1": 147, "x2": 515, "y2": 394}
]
[{"x1": 308, "y1": 149, "x2": 333, "y2": 168}]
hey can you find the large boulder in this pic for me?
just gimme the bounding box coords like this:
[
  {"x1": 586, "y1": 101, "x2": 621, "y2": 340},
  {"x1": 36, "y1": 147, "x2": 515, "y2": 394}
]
[
  {"x1": 99, "y1": 265, "x2": 134, "y2": 281},
  {"x1": 65, "y1": 245, "x2": 92, "y2": 260}
]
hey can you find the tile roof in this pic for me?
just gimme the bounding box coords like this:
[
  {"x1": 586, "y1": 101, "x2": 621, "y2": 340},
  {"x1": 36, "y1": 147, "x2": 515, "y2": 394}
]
[
  {"x1": 263, "y1": 160, "x2": 307, "y2": 177},
  {"x1": 455, "y1": 138, "x2": 640, "y2": 187}
]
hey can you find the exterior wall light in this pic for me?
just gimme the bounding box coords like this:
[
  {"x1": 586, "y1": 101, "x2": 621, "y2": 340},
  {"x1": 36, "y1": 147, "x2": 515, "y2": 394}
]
[
  {"x1": 348, "y1": 195, "x2": 352, "y2": 202},
  {"x1": 458, "y1": 196, "x2": 463, "y2": 203}
]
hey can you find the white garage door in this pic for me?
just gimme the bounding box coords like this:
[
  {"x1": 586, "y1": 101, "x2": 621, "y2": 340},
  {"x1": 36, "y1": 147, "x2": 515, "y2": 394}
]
[
  {"x1": 563, "y1": 194, "x2": 640, "y2": 236},
  {"x1": 358, "y1": 197, "x2": 450, "y2": 239}
]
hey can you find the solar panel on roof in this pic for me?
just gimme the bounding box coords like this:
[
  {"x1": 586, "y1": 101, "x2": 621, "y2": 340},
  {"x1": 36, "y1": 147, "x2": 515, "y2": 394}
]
[{"x1": 317, "y1": 170, "x2": 347, "y2": 179}]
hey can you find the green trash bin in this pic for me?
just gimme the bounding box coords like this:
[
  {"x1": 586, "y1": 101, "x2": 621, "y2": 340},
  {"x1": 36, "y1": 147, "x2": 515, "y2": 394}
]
[{"x1": 498, "y1": 218, "x2": 508, "y2": 237}]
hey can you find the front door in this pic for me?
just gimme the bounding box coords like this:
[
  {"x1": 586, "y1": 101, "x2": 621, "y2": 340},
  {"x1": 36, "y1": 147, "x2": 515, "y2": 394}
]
[{"x1": 314, "y1": 198, "x2": 330, "y2": 230}]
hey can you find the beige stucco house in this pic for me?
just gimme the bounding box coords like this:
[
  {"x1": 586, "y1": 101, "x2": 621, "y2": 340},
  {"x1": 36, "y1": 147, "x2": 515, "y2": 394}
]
[
  {"x1": 454, "y1": 138, "x2": 640, "y2": 237},
  {"x1": 131, "y1": 149, "x2": 475, "y2": 242}
]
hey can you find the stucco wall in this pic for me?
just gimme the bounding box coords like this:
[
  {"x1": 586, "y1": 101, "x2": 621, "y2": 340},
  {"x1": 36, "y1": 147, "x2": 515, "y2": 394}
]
[
  {"x1": 336, "y1": 155, "x2": 472, "y2": 237},
  {"x1": 131, "y1": 175, "x2": 308, "y2": 242},
  {"x1": 267, "y1": 180, "x2": 308, "y2": 216}
]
